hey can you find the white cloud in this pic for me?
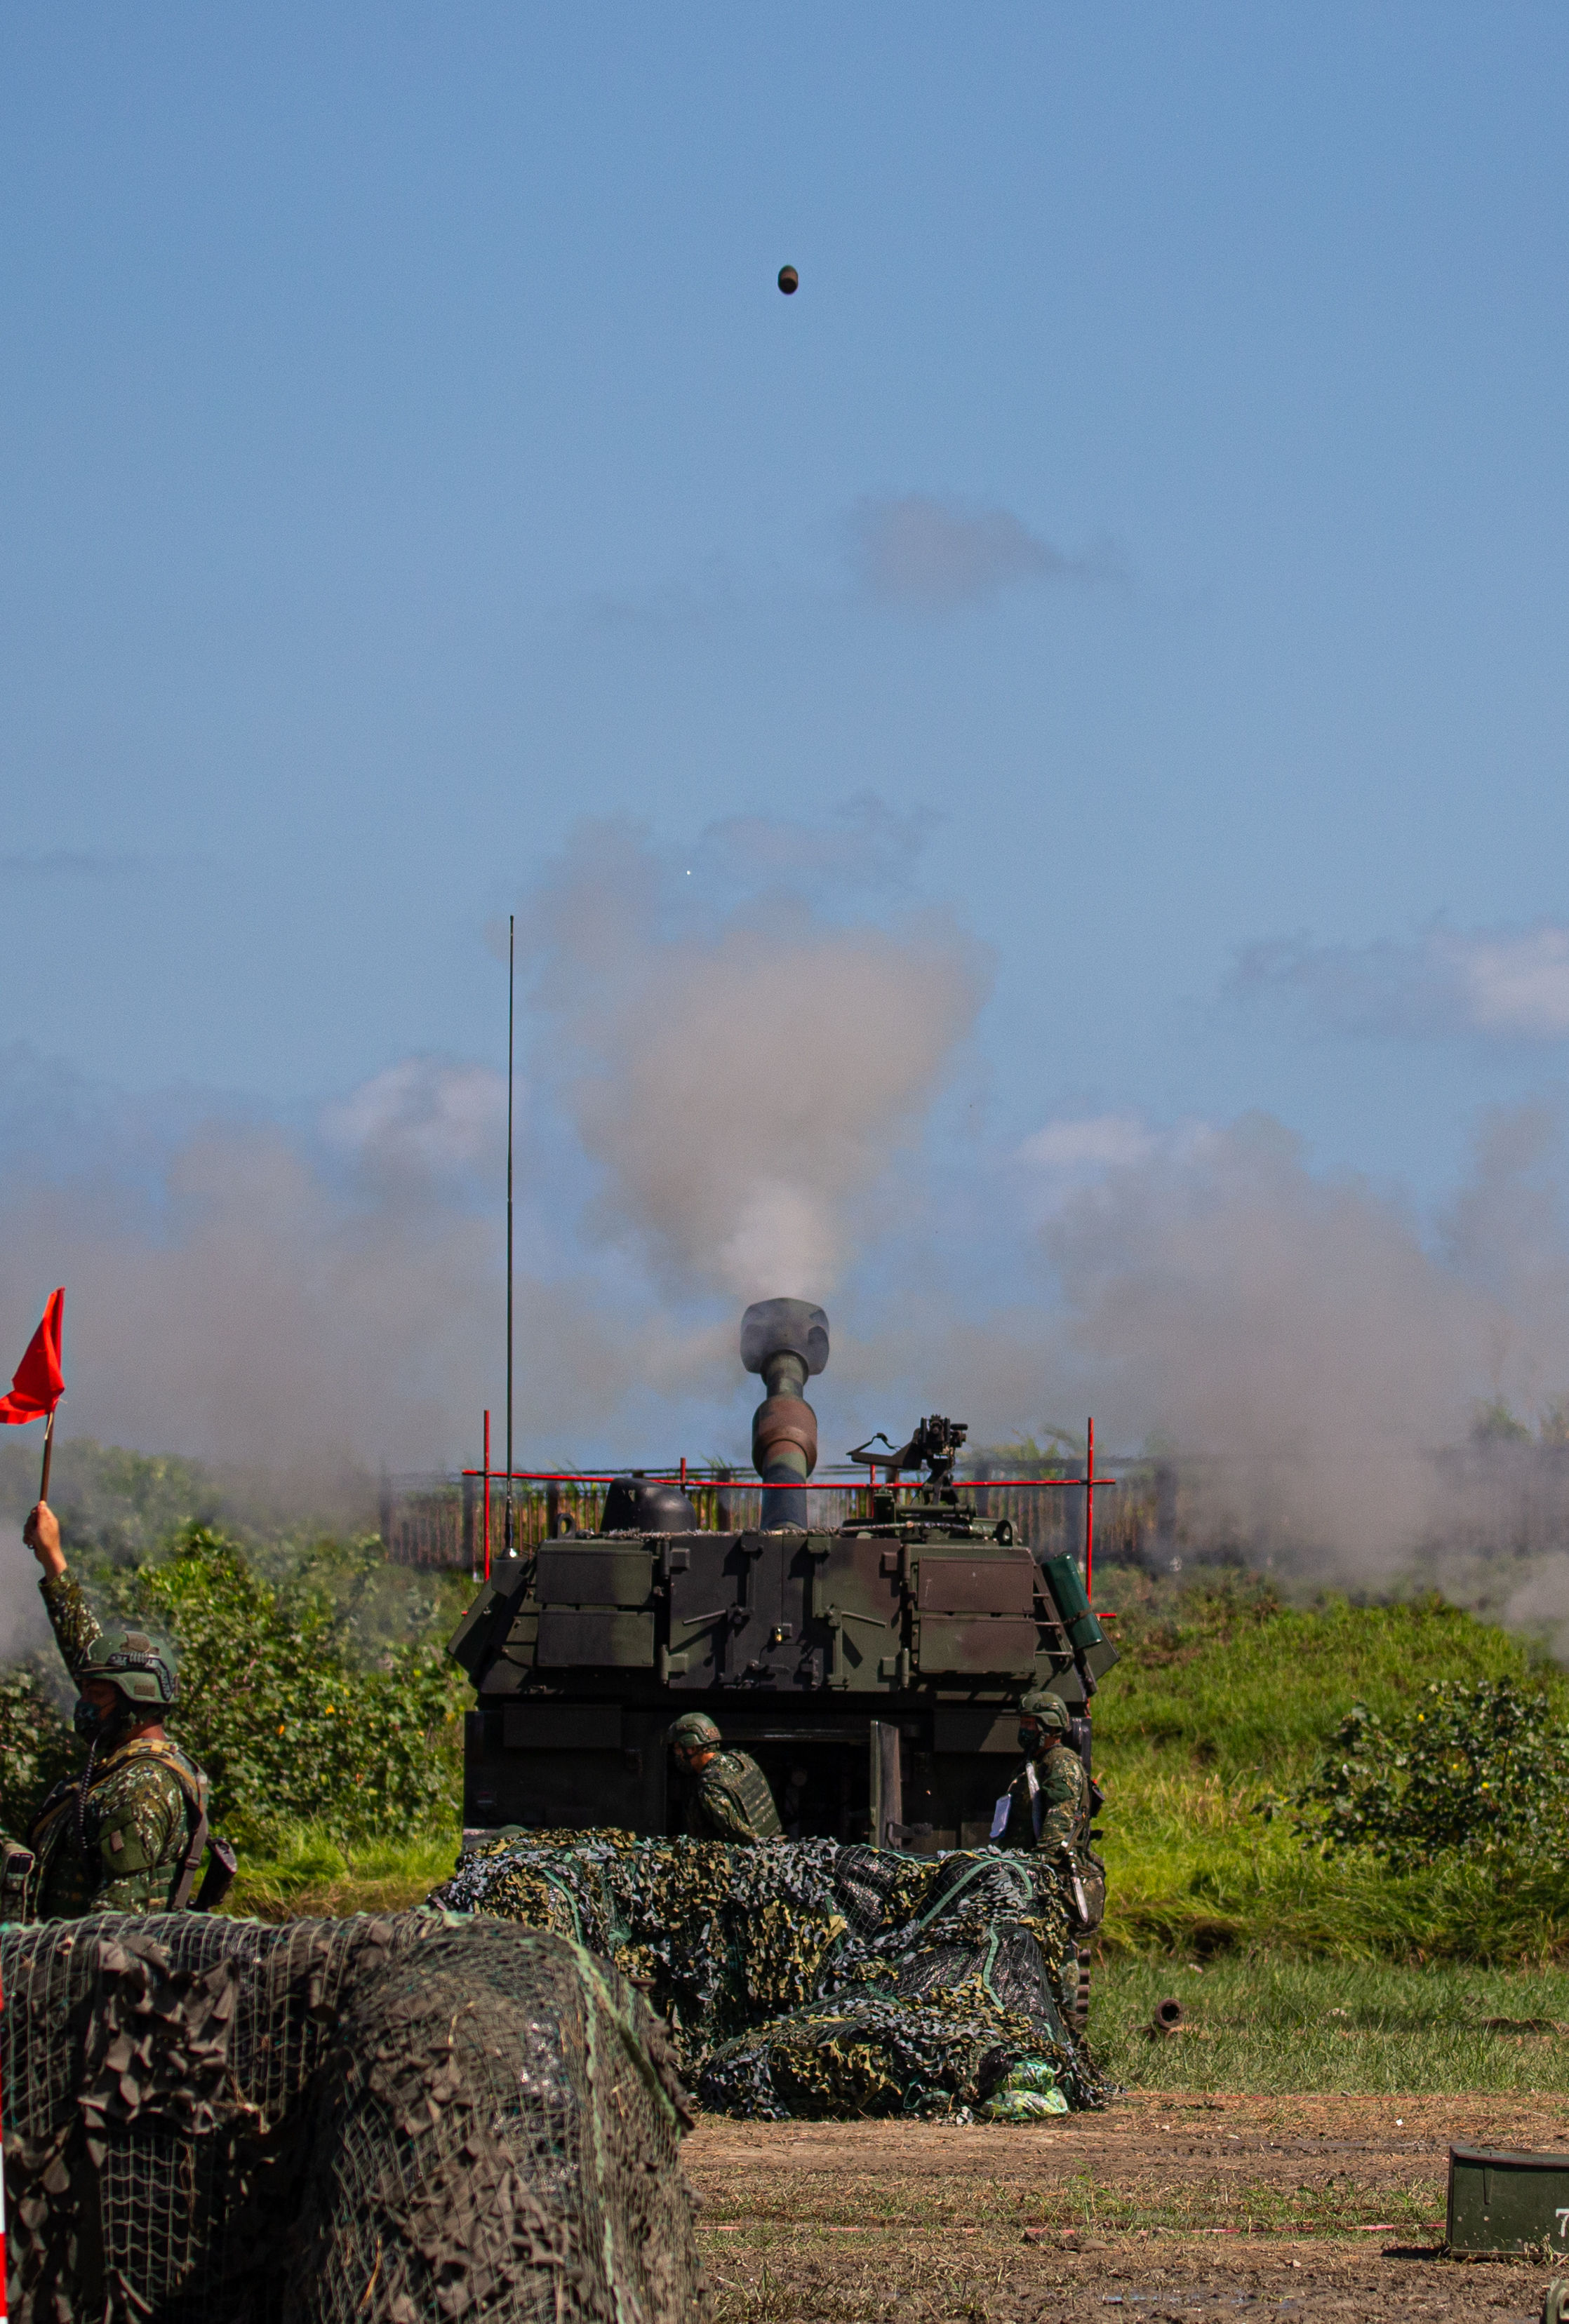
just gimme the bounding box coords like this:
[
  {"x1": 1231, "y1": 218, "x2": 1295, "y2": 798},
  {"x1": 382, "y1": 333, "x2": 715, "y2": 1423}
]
[
  {"x1": 322, "y1": 1057, "x2": 507, "y2": 1179},
  {"x1": 1017, "y1": 1115, "x2": 1220, "y2": 1223},
  {"x1": 1019, "y1": 1114, "x2": 1161, "y2": 1171},
  {"x1": 1229, "y1": 920, "x2": 1569, "y2": 1043},
  {"x1": 1449, "y1": 927, "x2": 1569, "y2": 1038}
]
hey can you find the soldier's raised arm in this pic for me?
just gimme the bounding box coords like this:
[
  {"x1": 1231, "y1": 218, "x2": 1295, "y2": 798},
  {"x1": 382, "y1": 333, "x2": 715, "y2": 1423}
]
[{"x1": 23, "y1": 1500, "x2": 105, "y2": 1677}]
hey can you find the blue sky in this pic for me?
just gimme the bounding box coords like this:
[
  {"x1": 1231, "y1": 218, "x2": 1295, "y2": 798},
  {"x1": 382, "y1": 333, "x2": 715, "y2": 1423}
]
[{"x1": 4, "y1": 6, "x2": 1569, "y2": 1500}]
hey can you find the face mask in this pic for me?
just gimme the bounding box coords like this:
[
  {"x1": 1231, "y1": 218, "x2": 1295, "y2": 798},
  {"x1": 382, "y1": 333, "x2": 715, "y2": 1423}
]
[
  {"x1": 73, "y1": 1696, "x2": 109, "y2": 1740},
  {"x1": 1018, "y1": 1725, "x2": 1041, "y2": 1756}
]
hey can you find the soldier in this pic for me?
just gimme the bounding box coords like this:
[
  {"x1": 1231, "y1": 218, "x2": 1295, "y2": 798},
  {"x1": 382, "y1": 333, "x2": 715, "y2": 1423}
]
[
  {"x1": 669, "y1": 1711, "x2": 782, "y2": 1842},
  {"x1": 13, "y1": 1500, "x2": 217, "y2": 1919},
  {"x1": 989, "y1": 1686, "x2": 1104, "y2": 1930}
]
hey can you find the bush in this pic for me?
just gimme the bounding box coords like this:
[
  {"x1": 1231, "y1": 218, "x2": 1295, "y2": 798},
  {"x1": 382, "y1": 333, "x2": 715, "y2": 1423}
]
[
  {"x1": 1288, "y1": 1677, "x2": 1569, "y2": 1872},
  {"x1": 110, "y1": 1528, "x2": 466, "y2": 1850},
  {"x1": 0, "y1": 1661, "x2": 76, "y2": 1837}
]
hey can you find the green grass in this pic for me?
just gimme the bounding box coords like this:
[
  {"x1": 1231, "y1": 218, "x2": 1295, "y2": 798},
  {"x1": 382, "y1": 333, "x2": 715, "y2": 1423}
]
[
  {"x1": 694, "y1": 2171, "x2": 1442, "y2": 2244},
  {"x1": 220, "y1": 1822, "x2": 462, "y2": 1921},
  {"x1": 1093, "y1": 1574, "x2": 1569, "y2": 1961},
  {"x1": 1093, "y1": 1951, "x2": 1569, "y2": 2093}
]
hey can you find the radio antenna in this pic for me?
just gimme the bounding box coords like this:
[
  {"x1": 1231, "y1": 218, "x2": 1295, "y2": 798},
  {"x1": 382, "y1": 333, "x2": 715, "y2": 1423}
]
[{"x1": 505, "y1": 912, "x2": 516, "y2": 1558}]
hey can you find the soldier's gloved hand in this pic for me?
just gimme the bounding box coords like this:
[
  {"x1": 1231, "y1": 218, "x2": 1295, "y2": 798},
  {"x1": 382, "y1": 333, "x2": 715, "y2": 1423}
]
[{"x1": 23, "y1": 1501, "x2": 65, "y2": 1580}]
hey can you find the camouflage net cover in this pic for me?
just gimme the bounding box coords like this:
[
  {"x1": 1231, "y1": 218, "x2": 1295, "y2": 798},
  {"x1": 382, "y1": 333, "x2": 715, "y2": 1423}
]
[
  {"x1": 433, "y1": 1836, "x2": 1106, "y2": 2121},
  {"x1": 1, "y1": 1910, "x2": 705, "y2": 2324}
]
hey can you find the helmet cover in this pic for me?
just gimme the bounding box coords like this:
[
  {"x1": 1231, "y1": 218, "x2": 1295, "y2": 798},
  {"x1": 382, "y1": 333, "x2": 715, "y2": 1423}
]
[
  {"x1": 1017, "y1": 1687, "x2": 1070, "y2": 1733},
  {"x1": 79, "y1": 1626, "x2": 179, "y2": 1712},
  {"x1": 669, "y1": 1712, "x2": 722, "y2": 1749}
]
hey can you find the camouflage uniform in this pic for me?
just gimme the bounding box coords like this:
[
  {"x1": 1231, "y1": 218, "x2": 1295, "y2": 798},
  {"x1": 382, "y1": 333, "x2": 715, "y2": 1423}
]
[
  {"x1": 992, "y1": 1740, "x2": 1105, "y2": 1936},
  {"x1": 683, "y1": 1749, "x2": 782, "y2": 1843},
  {"x1": 22, "y1": 1573, "x2": 208, "y2": 1920},
  {"x1": 993, "y1": 1740, "x2": 1091, "y2": 1856}
]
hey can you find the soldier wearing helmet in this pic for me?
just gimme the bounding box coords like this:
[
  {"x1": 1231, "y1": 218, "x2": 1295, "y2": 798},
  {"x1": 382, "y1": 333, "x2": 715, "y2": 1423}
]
[
  {"x1": 669, "y1": 1711, "x2": 782, "y2": 1843},
  {"x1": 989, "y1": 1687, "x2": 1103, "y2": 1929},
  {"x1": 15, "y1": 1500, "x2": 216, "y2": 1919}
]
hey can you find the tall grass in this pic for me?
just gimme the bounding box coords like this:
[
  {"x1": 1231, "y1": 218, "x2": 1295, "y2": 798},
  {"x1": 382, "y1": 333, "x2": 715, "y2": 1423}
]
[
  {"x1": 1094, "y1": 1575, "x2": 1569, "y2": 1961},
  {"x1": 222, "y1": 1823, "x2": 460, "y2": 1921}
]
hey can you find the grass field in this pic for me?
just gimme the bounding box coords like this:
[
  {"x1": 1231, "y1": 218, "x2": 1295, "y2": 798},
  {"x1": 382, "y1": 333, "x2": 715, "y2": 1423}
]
[
  {"x1": 1090, "y1": 1573, "x2": 1569, "y2": 1961},
  {"x1": 1094, "y1": 1953, "x2": 1569, "y2": 2092},
  {"x1": 222, "y1": 1824, "x2": 458, "y2": 1920}
]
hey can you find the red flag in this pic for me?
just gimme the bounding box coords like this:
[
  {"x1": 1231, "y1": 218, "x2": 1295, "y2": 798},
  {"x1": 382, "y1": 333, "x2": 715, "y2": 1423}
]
[{"x1": 0, "y1": 1289, "x2": 64, "y2": 1426}]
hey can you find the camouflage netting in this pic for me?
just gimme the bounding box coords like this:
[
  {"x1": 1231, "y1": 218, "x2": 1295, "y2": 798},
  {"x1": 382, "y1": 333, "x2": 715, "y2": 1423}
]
[
  {"x1": 1, "y1": 1910, "x2": 706, "y2": 2324},
  {"x1": 432, "y1": 1836, "x2": 1106, "y2": 2121}
]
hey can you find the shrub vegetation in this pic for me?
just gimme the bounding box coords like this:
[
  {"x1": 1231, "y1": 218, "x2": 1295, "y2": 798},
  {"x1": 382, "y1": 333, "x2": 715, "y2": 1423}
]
[
  {"x1": 0, "y1": 1524, "x2": 467, "y2": 1896},
  {"x1": 1094, "y1": 1573, "x2": 1569, "y2": 1961},
  {"x1": 1288, "y1": 1677, "x2": 1568, "y2": 1869}
]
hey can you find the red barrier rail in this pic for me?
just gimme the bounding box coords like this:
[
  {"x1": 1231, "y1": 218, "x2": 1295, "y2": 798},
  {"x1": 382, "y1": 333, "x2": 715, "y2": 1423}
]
[
  {"x1": 463, "y1": 1470, "x2": 1101, "y2": 1488},
  {"x1": 465, "y1": 1421, "x2": 1118, "y2": 1593}
]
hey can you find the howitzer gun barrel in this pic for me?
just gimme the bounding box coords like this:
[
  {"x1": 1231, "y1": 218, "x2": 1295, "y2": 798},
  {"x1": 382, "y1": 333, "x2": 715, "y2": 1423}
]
[{"x1": 742, "y1": 1298, "x2": 829, "y2": 1528}]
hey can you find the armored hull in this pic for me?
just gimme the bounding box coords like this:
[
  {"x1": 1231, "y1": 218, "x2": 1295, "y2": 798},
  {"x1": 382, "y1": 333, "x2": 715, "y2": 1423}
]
[{"x1": 451, "y1": 1482, "x2": 1117, "y2": 1848}]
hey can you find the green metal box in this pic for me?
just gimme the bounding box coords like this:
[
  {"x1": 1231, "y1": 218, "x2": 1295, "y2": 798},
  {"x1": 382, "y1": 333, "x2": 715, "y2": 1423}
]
[{"x1": 1448, "y1": 2144, "x2": 1569, "y2": 2255}]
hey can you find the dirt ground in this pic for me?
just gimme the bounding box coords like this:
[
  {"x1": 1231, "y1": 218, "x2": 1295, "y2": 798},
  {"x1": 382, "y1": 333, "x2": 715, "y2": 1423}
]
[{"x1": 683, "y1": 2093, "x2": 1569, "y2": 2320}]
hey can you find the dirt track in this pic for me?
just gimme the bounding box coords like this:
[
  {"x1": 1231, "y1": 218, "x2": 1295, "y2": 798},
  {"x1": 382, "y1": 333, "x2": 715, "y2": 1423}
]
[{"x1": 685, "y1": 2093, "x2": 1569, "y2": 2320}]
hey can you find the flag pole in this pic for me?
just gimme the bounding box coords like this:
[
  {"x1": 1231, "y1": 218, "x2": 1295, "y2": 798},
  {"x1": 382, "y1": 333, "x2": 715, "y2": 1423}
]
[
  {"x1": 38, "y1": 1407, "x2": 56, "y2": 1504},
  {"x1": 505, "y1": 913, "x2": 516, "y2": 1559}
]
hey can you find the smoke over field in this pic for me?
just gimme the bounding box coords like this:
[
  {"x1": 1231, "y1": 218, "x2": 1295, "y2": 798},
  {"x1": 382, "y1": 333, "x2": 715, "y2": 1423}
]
[
  {"x1": 522, "y1": 822, "x2": 988, "y2": 1300},
  {"x1": 1043, "y1": 1105, "x2": 1569, "y2": 1590},
  {"x1": 4, "y1": 818, "x2": 1569, "y2": 1619},
  {"x1": 0, "y1": 824, "x2": 987, "y2": 1479}
]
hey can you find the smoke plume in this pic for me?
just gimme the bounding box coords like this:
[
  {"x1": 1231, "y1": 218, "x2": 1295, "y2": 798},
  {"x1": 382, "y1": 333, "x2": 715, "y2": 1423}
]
[
  {"x1": 0, "y1": 818, "x2": 989, "y2": 1504},
  {"x1": 523, "y1": 824, "x2": 989, "y2": 1302},
  {"x1": 0, "y1": 1059, "x2": 639, "y2": 1495},
  {"x1": 997, "y1": 1103, "x2": 1569, "y2": 1587},
  {"x1": 12, "y1": 812, "x2": 1569, "y2": 1630}
]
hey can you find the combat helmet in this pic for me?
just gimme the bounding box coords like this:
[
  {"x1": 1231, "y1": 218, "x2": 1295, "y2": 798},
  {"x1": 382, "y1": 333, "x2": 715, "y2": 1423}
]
[
  {"x1": 669, "y1": 1712, "x2": 722, "y2": 1750},
  {"x1": 79, "y1": 1625, "x2": 179, "y2": 1714},
  {"x1": 1017, "y1": 1687, "x2": 1070, "y2": 1734}
]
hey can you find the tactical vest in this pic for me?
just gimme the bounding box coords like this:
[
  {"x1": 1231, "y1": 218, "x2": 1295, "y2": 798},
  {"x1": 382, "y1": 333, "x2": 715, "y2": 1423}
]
[
  {"x1": 989, "y1": 1753, "x2": 1088, "y2": 1846},
  {"x1": 22, "y1": 1734, "x2": 210, "y2": 1919},
  {"x1": 726, "y1": 1750, "x2": 783, "y2": 1839},
  {"x1": 695, "y1": 1749, "x2": 782, "y2": 1841}
]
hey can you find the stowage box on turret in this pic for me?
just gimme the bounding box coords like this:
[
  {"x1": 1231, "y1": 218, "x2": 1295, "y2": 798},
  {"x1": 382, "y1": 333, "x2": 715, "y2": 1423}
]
[{"x1": 450, "y1": 1298, "x2": 1118, "y2": 1848}]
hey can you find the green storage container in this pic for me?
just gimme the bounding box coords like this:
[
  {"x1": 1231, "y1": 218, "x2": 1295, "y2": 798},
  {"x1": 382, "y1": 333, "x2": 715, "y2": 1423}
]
[{"x1": 1447, "y1": 2144, "x2": 1569, "y2": 2255}]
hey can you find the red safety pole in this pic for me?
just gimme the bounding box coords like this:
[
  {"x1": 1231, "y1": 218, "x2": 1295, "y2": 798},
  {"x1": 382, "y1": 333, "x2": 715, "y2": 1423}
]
[
  {"x1": 482, "y1": 1409, "x2": 492, "y2": 1585},
  {"x1": 1085, "y1": 1417, "x2": 1095, "y2": 1606}
]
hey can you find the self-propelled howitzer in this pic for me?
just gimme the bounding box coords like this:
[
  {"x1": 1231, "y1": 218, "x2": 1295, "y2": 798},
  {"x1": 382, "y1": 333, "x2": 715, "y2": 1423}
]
[{"x1": 448, "y1": 1297, "x2": 1118, "y2": 1849}]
